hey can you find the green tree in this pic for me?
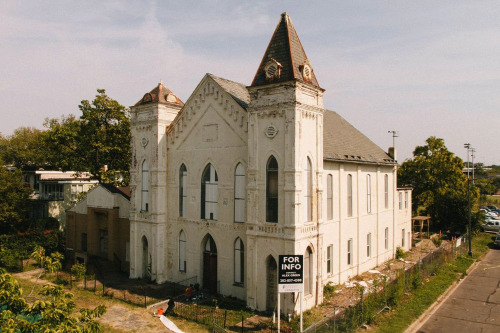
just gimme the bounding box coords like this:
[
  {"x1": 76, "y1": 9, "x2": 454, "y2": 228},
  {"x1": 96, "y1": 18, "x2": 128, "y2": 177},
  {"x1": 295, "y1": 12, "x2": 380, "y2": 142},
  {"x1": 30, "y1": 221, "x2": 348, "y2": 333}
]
[
  {"x1": 43, "y1": 89, "x2": 130, "y2": 185},
  {"x1": 43, "y1": 114, "x2": 82, "y2": 172},
  {"x1": 78, "y1": 89, "x2": 130, "y2": 184},
  {"x1": 0, "y1": 127, "x2": 50, "y2": 170},
  {"x1": 0, "y1": 268, "x2": 106, "y2": 332},
  {"x1": 0, "y1": 167, "x2": 31, "y2": 233},
  {"x1": 398, "y1": 137, "x2": 479, "y2": 233}
]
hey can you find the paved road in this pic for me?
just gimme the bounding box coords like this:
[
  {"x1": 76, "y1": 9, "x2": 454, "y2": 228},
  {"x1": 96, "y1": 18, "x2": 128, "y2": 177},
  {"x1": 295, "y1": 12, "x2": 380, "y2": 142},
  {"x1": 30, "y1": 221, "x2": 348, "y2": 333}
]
[{"x1": 414, "y1": 247, "x2": 500, "y2": 333}]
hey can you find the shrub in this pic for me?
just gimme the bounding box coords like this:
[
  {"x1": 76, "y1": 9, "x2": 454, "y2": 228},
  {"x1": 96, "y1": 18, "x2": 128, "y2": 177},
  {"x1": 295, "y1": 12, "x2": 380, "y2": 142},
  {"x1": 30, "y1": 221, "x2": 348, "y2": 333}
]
[
  {"x1": 71, "y1": 263, "x2": 86, "y2": 280},
  {"x1": 432, "y1": 237, "x2": 442, "y2": 247},
  {"x1": 395, "y1": 247, "x2": 405, "y2": 259},
  {"x1": 323, "y1": 282, "x2": 338, "y2": 299}
]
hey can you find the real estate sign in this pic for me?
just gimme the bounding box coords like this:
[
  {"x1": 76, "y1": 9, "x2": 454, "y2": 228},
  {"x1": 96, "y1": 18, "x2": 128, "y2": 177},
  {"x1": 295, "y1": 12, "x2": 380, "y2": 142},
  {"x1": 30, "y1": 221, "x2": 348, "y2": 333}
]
[{"x1": 278, "y1": 255, "x2": 303, "y2": 293}]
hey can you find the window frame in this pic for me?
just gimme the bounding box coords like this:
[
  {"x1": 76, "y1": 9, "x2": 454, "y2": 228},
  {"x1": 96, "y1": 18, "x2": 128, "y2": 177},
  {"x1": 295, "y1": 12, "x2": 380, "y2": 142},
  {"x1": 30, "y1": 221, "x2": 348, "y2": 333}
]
[
  {"x1": 327, "y1": 244, "x2": 333, "y2": 274},
  {"x1": 201, "y1": 164, "x2": 218, "y2": 220},
  {"x1": 266, "y1": 156, "x2": 279, "y2": 223},
  {"x1": 141, "y1": 160, "x2": 149, "y2": 211},
  {"x1": 234, "y1": 237, "x2": 244, "y2": 285},
  {"x1": 347, "y1": 239, "x2": 353, "y2": 266},
  {"x1": 179, "y1": 164, "x2": 187, "y2": 217},
  {"x1": 234, "y1": 163, "x2": 246, "y2": 223},
  {"x1": 367, "y1": 233, "x2": 371, "y2": 257},
  {"x1": 179, "y1": 230, "x2": 186, "y2": 272}
]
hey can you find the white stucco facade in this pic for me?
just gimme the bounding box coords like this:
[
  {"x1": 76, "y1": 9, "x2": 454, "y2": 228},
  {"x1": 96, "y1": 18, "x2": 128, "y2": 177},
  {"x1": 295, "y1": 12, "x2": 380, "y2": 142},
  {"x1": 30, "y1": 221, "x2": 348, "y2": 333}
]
[{"x1": 128, "y1": 13, "x2": 412, "y2": 315}]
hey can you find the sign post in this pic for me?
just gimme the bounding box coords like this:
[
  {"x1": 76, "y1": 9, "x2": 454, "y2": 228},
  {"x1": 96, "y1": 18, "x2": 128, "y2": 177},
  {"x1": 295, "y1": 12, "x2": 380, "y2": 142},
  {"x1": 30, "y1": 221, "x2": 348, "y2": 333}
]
[{"x1": 278, "y1": 255, "x2": 304, "y2": 332}]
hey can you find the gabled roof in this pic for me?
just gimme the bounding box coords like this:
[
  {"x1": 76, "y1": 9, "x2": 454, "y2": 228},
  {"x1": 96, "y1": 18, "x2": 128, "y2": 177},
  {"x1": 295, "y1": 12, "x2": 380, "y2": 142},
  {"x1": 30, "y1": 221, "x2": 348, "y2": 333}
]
[
  {"x1": 251, "y1": 12, "x2": 320, "y2": 88},
  {"x1": 208, "y1": 74, "x2": 250, "y2": 109},
  {"x1": 135, "y1": 81, "x2": 184, "y2": 107},
  {"x1": 323, "y1": 110, "x2": 395, "y2": 165},
  {"x1": 101, "y1": 183, "x2": 130, "y2": 200}
]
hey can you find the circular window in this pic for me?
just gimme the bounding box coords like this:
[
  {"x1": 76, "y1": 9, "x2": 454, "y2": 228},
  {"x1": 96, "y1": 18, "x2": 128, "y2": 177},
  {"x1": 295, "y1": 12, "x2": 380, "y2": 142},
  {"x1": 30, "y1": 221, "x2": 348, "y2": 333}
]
[
  {"x1": 265, "y1": 125, "x2": 278, "y2": 138},
  {"x1": 302, "y1": 64, "x2": 312, "y2": 81}
]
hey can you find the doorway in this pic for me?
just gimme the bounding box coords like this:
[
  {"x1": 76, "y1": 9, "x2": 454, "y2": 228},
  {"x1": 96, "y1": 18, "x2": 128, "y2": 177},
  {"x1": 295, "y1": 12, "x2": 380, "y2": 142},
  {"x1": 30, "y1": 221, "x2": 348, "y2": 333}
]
[
  {"x1": 266, "y1": 255, "x2": 277, "y2": 312},
  {"x1": 202, "y1": 234, "x2": 218, "y2": 293}
]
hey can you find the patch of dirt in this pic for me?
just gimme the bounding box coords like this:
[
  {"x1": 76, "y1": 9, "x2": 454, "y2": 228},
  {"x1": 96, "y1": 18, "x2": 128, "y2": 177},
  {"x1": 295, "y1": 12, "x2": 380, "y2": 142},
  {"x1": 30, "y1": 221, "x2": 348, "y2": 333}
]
[{"x1": 317, "y1": 238, "x2": 443, "y2": 316}]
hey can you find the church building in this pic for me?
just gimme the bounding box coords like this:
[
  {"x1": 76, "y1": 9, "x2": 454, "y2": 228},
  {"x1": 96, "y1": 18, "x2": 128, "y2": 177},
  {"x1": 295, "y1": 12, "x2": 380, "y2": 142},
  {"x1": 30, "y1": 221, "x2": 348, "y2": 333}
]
[{"x1": 128, "y1": 13, "x2": 412, "y2": 315}]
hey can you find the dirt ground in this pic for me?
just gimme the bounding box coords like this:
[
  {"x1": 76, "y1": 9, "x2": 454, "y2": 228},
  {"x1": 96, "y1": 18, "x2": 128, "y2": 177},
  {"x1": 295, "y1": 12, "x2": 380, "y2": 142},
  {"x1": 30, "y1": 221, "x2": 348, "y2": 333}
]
[{"x1": 13, "y1": 269, "x2": 174, "y2": 332}]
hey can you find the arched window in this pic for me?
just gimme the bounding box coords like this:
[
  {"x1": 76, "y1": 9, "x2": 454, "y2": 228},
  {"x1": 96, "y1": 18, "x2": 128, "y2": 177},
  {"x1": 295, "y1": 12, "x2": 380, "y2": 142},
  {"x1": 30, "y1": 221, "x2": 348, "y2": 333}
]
[
  {"x1": 234, "y1": 237, "x2": 244, "y2": 285},
  {"x1": 366, "y1": 174, "x2": 372, "y2": 213},
  {"x1": 347, "y1": 174, "x2": 353, "y2": 217},
  {"x1": 179, "y1": 230, "x2": 186, "y2": 272},
  {"x1": 327, "y1": 174, "x2": 333, "y2": 220},
  {"x1": 179, "y1": 164, "x2": 187, "y2": 217},
  {"x1": 304, "y1": 158, "x2": 313, "y2": 221},
  {"x1": 201, "y1": 164, "x2": 218, "y2": 220},
  {"x1": 304, "y1": 247, "x2": 313, "y2": 295},
  {"x1": 234, "y1": 163, "x2": 245, "y2": 223},
  {"x1": 141, "y1": 160, "x2": 149, "y2": 211},
  {"x1": 384, "y1": 174, "x2": 389, "y2": 209},
  {"x1": 266, "y1": 156, "x2": 278, "y2": 223}
]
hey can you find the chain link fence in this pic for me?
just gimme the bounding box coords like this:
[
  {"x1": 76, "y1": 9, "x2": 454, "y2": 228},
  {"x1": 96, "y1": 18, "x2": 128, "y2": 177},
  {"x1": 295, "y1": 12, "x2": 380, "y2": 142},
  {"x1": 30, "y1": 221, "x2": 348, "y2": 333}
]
[{"x1": 303, "y1": 236, "x2": 468, "y2": 332}]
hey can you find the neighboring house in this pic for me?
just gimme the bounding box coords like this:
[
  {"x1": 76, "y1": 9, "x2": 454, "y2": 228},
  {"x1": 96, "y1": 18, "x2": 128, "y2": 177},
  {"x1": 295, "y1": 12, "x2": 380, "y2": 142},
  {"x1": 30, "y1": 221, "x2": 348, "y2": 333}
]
[
  {"x1": 128, "y1": 13, "x2": 412, "y2": 315},
  {"x1": 66, "y1": 184, "x2": 130, "y2": 273},
  {"x1": 27, "y1": 170, "x2": 98, "y2": 229}
]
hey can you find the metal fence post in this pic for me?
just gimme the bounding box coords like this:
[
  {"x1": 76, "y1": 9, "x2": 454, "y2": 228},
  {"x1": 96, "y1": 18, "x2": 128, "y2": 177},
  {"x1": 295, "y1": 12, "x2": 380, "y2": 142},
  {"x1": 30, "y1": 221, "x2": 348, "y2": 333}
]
[
  {"x1": 361, "y1": 287, "x2": 365, "y2": 324},
  {"x1": 333, "y1": 306, "x2": 337, "y2": 333}
]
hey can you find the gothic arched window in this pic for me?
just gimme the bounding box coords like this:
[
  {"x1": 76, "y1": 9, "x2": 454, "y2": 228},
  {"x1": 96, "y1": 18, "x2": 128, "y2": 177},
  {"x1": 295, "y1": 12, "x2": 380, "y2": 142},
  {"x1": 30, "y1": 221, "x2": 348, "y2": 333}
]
[
  {"x1": 234, "y1": 163, "x2": 245, "y2": 223},
  {"x1": 179, "y1": 164, "x2": 187, "y2": 217},
  {"x1": 141, "y1": 160, "x2": 149, "y2": 211},
  {"x1": 266, "y1": 156, "x2": 278, "y2": 223},
  {"x1": 201, "y1": 164, "x2": 218, "y2": 220}
]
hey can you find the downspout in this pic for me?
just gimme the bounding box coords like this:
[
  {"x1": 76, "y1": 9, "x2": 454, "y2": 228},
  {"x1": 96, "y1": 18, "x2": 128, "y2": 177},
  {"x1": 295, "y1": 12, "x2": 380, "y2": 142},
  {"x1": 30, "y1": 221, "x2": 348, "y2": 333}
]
[{"x1": 316, "y1": 186, "x2": 320, "y2": 306}]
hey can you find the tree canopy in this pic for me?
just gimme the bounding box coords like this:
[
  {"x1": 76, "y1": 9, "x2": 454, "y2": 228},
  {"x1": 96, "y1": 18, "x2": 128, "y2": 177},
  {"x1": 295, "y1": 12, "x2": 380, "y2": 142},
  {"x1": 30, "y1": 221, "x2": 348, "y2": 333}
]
[
  {"x1": 0, "y1": 167, "x2": 32, "y2": 234},
  {"x1": 0, "y1": 127, "x2": 50, "y2": 170},
  {"x1": 398, "y1": 136, "x2": 479, "y2": 233},
  {"x1": 0, "y1": 268, "x2": 106, "y2": 332},
  {"x1": 44, "y1": 89, "x2": 130, "y2": 185}
]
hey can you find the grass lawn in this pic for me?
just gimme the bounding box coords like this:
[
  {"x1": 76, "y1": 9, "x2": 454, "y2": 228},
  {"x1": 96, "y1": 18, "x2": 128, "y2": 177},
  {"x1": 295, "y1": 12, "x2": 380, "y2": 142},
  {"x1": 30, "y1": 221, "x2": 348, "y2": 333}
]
[{"x1": 369, "y1": 232, "x2": 494, "y2": 333}]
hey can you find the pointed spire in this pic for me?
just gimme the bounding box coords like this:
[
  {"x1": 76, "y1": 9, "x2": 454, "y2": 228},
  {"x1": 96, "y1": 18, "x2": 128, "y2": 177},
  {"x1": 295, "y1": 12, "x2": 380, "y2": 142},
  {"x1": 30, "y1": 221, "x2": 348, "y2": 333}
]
[
  {"x1": 251, "y1": 13, "x2": 320, "y2": 88},
  {"x1": 134, "y1": 81, "x2": 184, "y2": 106}
]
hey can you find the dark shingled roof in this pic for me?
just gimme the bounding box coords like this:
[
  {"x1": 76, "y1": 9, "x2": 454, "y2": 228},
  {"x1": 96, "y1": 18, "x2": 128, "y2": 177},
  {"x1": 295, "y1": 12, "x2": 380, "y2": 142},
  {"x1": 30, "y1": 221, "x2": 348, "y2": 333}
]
[
  {"x1": 101, "y1": 184, "x2": 130, "y2": 200},
  {"x1": 323, "y1": 110, "x2": 395, "y2": 165},
  {"x1": 135, "y1": 82, "x2": 184, "y2": 107},
  {"x1": 208, "y1": 74, "x2": 250, "y2": 109},
  {"x1": 251, "y1": 12, "x2": 320, "y2": 88}
]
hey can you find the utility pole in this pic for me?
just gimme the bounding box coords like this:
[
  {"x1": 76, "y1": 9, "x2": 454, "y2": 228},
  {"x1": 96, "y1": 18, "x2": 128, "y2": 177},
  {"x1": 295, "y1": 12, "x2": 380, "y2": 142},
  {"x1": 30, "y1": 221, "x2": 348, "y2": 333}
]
[
  {"x1": 471, "y1": 148, "x2": 476, "y2": 185},
  {"x1": 464, "y1": 143, "x2": 472, "y2": 257}
]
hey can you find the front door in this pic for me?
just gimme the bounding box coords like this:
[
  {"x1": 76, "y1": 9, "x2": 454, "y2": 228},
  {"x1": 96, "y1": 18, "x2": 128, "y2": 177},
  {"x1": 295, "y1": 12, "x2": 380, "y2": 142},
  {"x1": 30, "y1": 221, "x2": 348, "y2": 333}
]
[{"x1": 202, "y1": 235, "x2": 218, "y2": 293}]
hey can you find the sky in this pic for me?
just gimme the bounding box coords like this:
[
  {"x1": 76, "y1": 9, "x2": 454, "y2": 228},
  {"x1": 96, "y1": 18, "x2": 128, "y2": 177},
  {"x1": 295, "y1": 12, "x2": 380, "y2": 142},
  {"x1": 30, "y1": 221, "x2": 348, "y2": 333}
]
[{"x1": 1, "y1": 0, "x2": 499, "y2": 165}]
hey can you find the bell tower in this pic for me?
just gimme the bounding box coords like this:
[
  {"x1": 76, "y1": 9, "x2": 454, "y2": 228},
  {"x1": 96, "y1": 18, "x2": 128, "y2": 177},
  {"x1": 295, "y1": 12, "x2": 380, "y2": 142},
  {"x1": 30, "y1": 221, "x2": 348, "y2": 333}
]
[
  {"x1": 129, "y1": 82, "x2": 183, "y2": 282},
  {"x1": 246, "y1": 12, "x2": 326, "y2": 313}
]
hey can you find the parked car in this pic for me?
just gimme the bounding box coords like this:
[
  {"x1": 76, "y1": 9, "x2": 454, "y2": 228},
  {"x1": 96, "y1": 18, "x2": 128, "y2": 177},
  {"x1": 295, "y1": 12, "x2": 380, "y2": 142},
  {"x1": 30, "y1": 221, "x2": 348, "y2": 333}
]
[
  {"x1": 487, "y1": 205, "x2": 499, "y2": 210},
  {"x1": 494, "y1": 235, "x2": 500, "y2": 249},
  {"x1": 481, "y1": 221, "x2": 500, "y2": 232}
]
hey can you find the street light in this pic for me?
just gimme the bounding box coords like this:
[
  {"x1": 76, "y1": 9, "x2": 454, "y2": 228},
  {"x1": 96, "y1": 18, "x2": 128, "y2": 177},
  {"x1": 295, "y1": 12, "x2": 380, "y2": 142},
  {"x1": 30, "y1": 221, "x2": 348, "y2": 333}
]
[{"x1": 464, "y1": 143, "x2": 472, "y2": 257}]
